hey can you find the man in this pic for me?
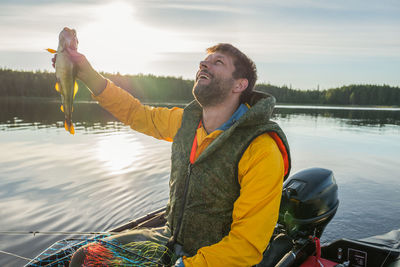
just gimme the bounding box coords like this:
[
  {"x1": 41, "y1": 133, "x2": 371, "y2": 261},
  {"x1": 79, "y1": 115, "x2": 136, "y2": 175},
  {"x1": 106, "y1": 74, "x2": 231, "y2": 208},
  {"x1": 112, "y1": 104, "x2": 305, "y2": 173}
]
[{"x1": 62, "y1": 43, "x2": 290, "y2": 266}]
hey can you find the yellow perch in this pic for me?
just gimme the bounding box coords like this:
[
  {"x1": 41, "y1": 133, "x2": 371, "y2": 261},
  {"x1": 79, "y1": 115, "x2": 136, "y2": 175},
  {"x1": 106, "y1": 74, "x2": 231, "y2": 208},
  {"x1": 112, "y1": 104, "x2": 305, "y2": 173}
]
[{"x1": 47, "y1": 27, "x2": 79, "y2": 134}]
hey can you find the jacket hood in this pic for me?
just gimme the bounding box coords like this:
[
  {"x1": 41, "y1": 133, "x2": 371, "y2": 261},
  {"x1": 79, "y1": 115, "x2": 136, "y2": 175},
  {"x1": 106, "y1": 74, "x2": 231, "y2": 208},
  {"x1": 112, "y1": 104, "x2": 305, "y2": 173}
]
[{"x1": 237, "y1": 90, "x2": 276, "y2": 128}]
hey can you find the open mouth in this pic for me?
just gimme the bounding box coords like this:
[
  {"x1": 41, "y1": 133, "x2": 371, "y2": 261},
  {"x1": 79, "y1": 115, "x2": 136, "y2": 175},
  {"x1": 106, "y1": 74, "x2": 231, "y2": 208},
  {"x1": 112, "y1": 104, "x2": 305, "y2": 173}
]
[{"x1": 197, "y1": 71, "x2": 212, "y2": 81}]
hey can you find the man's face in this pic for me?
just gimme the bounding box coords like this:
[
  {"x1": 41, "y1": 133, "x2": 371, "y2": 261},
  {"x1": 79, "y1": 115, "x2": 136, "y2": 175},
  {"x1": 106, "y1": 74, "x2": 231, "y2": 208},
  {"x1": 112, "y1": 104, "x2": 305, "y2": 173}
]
[{"x1": 193, "y1": 52, "x2": 236, "y2": 107}]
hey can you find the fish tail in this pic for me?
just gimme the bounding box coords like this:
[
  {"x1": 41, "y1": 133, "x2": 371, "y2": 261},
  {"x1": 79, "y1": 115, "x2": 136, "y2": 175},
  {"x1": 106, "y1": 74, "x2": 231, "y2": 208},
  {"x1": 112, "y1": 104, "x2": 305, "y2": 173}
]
[{"x1": 64, "y1": 120, "x2": 75, "y2": 135}]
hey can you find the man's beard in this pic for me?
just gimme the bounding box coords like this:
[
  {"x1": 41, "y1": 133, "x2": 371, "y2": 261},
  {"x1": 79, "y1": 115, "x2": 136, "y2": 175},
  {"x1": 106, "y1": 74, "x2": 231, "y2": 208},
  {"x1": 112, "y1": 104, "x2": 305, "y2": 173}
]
[{"x1": 192, "y1": 75, "x2": 234, "y2": 107}]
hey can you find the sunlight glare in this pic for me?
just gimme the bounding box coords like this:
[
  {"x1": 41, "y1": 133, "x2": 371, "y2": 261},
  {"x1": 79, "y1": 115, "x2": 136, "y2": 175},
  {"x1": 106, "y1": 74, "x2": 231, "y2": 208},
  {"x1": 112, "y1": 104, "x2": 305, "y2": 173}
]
[
  {"x1": 78, "y1": 1, "x2": 185, "y2": 74},
  {"x1": 95, "y1": 133, "x2": 143, "y2": 175}
]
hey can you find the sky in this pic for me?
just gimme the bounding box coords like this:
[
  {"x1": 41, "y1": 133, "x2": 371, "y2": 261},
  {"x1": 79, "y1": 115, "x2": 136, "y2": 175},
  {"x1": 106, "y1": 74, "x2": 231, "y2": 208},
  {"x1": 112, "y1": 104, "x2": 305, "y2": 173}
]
[{"x1": 0, "y1": 0, "x2": 399, "y2": 90}]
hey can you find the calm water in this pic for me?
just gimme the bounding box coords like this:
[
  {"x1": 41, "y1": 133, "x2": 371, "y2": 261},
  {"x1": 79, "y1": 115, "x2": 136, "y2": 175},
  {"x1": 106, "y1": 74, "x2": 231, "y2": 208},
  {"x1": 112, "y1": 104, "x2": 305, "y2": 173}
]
[{"x1": 0, "y1": 98, "x2": 399, "y2": 266}]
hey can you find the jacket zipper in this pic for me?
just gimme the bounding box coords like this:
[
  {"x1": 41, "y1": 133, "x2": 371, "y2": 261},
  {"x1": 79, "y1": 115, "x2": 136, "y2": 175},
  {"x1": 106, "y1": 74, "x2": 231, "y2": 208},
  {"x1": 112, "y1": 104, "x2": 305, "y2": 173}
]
[{"x1": 170, "y1": 163, "x2": 192, "y2": 245}]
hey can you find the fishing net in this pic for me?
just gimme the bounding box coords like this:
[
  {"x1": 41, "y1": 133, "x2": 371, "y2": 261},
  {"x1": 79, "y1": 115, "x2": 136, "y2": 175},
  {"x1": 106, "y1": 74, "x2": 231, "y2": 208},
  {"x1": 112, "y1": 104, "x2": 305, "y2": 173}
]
[
  {"x1": 27, "y1": 236, "x2": 176, "y2": 267},
  {"x1": 83, "y1": 240, "x2": 176, "y2": 266}
]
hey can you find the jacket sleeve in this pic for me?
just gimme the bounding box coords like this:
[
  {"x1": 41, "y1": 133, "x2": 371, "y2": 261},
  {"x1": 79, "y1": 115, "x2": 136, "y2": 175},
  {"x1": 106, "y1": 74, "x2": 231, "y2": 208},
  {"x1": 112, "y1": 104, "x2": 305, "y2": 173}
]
[
  {"x1": 92, "y1": 79, "x2": 184, "y2": 141},
  {"x1": 183, "y1": 133, "x2": 284, "y2": 267}
]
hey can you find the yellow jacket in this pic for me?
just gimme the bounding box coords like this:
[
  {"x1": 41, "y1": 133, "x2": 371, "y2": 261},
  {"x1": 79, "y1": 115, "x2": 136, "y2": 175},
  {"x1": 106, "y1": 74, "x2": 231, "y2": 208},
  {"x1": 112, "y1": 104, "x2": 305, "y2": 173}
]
[{"x1": 94, "y1": 80, "x2": 284, "y2": 267}]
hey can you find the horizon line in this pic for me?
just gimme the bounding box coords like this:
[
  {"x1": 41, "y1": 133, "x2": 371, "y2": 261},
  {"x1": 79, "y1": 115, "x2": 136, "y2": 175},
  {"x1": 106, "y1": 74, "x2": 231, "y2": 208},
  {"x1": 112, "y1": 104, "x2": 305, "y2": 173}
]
[{"x1": 1, "y1": 67, "x2": 399, "y2": 92}]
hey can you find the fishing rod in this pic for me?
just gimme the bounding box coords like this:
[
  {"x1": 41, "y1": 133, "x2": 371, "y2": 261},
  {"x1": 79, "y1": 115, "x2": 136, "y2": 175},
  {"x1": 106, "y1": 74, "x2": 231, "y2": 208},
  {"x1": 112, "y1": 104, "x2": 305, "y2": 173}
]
[
  {"x1": 0, "y1": 249, "x2": 33, "y2": 262},
  {"x1": 0, "y1": 230, "x2": 118, "y2": 236},
  {"x1": 0, "y1": 232, "x2": 113, "y2": 264}
]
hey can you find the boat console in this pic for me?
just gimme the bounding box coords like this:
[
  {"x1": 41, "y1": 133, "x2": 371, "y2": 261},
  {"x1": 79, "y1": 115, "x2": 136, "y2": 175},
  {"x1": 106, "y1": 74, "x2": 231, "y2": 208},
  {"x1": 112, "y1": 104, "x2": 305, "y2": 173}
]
[{"x1": 322, "y1": 232, "x2": 400, "y2": 267}]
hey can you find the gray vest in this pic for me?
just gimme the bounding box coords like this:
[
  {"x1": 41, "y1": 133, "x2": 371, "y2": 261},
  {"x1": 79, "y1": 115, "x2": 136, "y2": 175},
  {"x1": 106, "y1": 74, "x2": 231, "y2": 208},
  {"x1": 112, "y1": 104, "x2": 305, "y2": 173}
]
[{"x1": 166, "y1": 91, "x2": 291, "y2": 256}]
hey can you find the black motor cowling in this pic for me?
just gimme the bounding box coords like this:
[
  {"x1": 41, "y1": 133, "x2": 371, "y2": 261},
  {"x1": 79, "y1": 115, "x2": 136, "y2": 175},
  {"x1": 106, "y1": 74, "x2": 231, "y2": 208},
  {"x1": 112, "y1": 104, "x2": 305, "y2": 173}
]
[{"x1": 278, "y1": 167, "x2": 339, "y2": 238}]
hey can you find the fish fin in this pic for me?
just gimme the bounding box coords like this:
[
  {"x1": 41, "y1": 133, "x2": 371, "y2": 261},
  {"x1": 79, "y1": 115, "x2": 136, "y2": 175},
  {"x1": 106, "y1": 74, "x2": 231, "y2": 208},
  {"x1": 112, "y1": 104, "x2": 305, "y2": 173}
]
[
  {"x1": 64, "y1": 121, "x2": 75, "y2": 135},
  {"x1": 64, "y1": 121, "x2": 68, "y2": 132},
  {"x1": 55, "y1": 82, "x2": 60, "y2": 92},
  {"x1": 73, "y1": 81, "x2": 79, "y2": 99},
  {"x1": 60, "y1": 105, "x2": 64, "y2": 113},
  {"x1": 70, "y1": 124, "x2": 75, "y2": 135},
  {"x1": 46, "y1": 48, "x2": 57, "y2": 54}
]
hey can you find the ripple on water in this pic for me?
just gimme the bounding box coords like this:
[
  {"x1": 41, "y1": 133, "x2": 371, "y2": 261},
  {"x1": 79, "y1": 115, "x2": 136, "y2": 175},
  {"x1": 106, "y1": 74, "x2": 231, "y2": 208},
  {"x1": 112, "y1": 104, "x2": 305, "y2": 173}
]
[{"x1": 1, "y1": 106, "x2": 400, "y2": 265}]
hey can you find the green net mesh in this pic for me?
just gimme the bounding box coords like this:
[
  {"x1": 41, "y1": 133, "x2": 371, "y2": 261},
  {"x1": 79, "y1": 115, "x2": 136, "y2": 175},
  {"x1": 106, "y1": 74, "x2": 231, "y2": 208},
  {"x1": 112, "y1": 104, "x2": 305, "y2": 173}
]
[{"x1": 27, "y1": 236, "x2": 176, "y2": 267}]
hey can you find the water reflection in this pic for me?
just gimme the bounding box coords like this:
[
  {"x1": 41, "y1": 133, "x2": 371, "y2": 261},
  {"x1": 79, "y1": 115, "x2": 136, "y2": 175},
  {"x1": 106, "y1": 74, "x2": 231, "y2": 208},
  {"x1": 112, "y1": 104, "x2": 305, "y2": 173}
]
[
  {"x1": 95, "y1": 133, "x2": 145, "y2": 175},
  {"x1": 0, "y1": 97, "x2": 399, "y2": 265},
  {"x1": 0, "y1": 98, "x2": 117, "y2": 131},
  {"x1": 275, "y1": 105, "x2": 400, "y2": 127},
  {"x1": 1, "y1": 98, "x2": 399, "y2": 131}
]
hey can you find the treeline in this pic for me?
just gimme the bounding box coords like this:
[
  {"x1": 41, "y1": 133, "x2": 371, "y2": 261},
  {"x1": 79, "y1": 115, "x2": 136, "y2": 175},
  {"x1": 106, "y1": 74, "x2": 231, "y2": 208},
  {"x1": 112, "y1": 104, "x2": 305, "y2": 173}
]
[
  {"x1": 104, "y1": 72, "x2": 194, "y2": 103},
  {"x1": 255, "y1": 84, "x2": 400, "y2": 106},
  {"x1": 0, "y1": 68, "x2": 399, "y2": 106},
  {"x1": 0, "y1": 69, "x2": 193, "y2": 103}
]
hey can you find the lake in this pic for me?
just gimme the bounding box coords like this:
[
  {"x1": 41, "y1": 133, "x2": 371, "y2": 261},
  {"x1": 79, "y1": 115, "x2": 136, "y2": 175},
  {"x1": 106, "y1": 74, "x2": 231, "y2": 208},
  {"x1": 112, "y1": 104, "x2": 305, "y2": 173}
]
[{"x1": 0, "y1": 98, "x2": 399, "y2": 266}]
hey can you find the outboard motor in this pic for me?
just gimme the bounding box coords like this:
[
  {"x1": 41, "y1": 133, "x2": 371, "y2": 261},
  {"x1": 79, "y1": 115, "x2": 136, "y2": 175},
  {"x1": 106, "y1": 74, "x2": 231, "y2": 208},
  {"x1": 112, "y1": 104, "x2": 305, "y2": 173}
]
[
  {"x1": 258, "y1": 167, "x2": 339, "y2": 267},
  {"x1": 279, "y1": 167, "x2": 339, "y2": 239}
]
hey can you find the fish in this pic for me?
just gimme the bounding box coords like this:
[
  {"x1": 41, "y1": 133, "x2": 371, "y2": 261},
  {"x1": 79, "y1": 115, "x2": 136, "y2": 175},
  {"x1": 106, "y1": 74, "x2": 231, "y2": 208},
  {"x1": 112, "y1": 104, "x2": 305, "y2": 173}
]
[{"x1": 46, "y1": 27, "x2": 79, "y2": 134}]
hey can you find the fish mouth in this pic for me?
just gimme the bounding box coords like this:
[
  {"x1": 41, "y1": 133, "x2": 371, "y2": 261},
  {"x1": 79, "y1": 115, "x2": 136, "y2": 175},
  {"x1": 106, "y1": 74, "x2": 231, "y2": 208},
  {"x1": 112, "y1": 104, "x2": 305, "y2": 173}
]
[{"x1": 60, "y1": 27, "x2": 78, "y2": 50}]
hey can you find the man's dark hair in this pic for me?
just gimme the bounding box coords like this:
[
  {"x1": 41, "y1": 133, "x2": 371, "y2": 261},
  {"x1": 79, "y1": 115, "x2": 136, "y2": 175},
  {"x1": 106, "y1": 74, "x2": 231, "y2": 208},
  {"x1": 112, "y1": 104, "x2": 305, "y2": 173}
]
[{"x1": 206, "y1": 43, "x2": 257, "y2": 103}]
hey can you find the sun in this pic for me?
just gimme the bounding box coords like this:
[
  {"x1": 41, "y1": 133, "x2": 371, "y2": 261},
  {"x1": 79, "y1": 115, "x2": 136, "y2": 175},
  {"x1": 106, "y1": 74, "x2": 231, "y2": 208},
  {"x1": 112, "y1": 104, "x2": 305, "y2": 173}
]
[{"x1": 77, "y1": 1, "x2": 184, "y2": 74}]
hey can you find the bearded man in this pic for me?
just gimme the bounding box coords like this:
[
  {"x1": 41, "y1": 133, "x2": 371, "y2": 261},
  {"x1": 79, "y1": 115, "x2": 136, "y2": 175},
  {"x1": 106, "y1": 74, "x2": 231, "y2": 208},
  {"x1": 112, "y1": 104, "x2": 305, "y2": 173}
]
[{"x1": 64, "y1": 43, "x2": 290, "y2": 266}]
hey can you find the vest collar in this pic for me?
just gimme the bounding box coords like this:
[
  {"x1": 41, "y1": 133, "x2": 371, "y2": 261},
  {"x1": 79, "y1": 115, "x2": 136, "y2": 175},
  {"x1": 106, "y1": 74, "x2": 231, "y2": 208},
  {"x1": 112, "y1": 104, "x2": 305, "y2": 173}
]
[{"x1": 184, "y1": 91, "x2": 276, "y2": 164}]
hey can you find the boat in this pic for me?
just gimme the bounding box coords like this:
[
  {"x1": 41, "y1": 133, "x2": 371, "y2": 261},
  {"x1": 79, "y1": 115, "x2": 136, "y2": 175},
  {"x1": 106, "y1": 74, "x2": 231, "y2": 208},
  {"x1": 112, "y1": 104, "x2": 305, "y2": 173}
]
[{"x1": 25, "y1": 168, "x2": 400, "y2": 266}]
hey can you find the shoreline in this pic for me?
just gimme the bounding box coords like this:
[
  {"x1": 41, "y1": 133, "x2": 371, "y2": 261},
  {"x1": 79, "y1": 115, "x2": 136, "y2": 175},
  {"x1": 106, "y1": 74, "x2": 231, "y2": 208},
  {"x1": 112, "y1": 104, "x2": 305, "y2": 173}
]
[{"x1": 1, "y1": 96, "x2": 399, "y2": 110}]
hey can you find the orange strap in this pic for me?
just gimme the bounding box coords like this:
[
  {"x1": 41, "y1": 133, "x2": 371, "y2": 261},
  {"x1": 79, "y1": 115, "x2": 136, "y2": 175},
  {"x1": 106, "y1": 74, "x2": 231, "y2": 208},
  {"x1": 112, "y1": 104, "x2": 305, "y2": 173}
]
[
  {"x1": 190, "y1": 121, "x2": 202, "y2": 164},
  {"x1": 268, "y1": 132, "x2": 290, "y2": 178},
  {"x1": 313, "y1": 237, "x2": 321, "y2": 260}
]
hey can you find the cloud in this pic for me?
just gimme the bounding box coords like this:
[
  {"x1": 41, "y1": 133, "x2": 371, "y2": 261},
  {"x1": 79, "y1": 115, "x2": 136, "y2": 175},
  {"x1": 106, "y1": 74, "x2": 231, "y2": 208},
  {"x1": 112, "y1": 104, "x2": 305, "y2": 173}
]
[
  {"x1": 0, "y1": 0, "x2": 399, "y2": 88},
  {"x1": 0, "y1": 2, "x2": 103, "y2": 51}
]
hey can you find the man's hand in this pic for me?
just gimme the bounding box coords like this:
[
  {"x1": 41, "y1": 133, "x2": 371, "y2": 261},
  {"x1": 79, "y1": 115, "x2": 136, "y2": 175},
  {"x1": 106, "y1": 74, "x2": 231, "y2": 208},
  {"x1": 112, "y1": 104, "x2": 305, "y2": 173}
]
[
  {"x1": 51, "y1": 54, "x2": 57, "y2": 68},
  {"x1": 174, "y1": 257, "x2": 185, "y2": 267},
  {"x1": 51, "y1": 48, "x2": 107, "y2": 96}
]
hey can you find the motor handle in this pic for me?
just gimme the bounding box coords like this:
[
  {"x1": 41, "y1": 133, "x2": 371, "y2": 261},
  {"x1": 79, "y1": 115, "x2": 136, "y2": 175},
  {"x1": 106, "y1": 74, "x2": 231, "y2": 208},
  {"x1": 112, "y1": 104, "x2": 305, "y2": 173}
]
[{"x1": 275, "y1": 249, "x2": 297, "y2": 267}]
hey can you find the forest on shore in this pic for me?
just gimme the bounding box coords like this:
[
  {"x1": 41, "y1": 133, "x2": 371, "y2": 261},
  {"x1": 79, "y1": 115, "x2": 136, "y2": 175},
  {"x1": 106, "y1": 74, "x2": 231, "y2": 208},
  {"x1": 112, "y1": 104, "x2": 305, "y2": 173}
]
[{"x1": 0, "y1": 68, "x2": 399, "y2": 106}]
